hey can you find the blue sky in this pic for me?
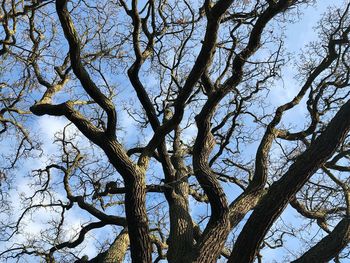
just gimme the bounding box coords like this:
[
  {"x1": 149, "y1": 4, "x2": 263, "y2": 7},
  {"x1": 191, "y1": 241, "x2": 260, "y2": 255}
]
[{"x1": 0, "y1": 0, "x2": 349, "y2": 262}]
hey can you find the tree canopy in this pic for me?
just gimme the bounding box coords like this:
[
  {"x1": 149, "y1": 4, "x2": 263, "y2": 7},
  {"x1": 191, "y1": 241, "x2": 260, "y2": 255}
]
[{"x1": 1, "y1": 0, "x2": 350, "y2": 262}]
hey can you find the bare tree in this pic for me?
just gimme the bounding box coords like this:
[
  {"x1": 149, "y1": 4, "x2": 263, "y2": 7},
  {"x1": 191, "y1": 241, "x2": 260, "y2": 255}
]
[{"x1": 1, "y1": 0, "x2": 350, "y2": 262}]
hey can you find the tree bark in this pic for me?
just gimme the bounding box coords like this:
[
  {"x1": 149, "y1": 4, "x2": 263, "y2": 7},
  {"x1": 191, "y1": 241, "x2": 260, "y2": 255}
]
[
  {"x1": 292, "y1": 218, "x2": 350, "y2": 263},
  {"x1": 54, "y1": 1, "x2": 152, "y2": 261},
  {"x1": 89, "y1": 229, "x2": 130, "y2": 263},
  {"x1": 229, "y1": 99, "x2": 350, "y2": 263},
  {"x1": 167, "y1": 154, "x2": 194, "y2": 263}
]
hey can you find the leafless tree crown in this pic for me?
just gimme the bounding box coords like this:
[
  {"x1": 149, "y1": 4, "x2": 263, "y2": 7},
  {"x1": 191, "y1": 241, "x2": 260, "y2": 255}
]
[{"x1": 1, "y1": 0, "x2": 350, "y2": 262}]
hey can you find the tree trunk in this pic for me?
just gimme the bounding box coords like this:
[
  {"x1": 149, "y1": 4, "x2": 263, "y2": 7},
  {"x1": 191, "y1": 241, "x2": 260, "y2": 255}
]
[
  {"x1": 167, "y1": 152, "x2": 194, "y2": 263},
  {"x1": 123, "y1": 173, "x2": 152, "y2": 262}
]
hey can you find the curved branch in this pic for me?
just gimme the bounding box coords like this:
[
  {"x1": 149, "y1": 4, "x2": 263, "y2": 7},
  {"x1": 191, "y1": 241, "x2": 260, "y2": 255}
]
[
  {"x1": 229, "y1": 99, "x2": 350, "y2": 263},
  {"x1": 49, "y1": 221, "x2": 108, "y2": 254},
  {"x1": 56, "y1": 0, "x2": 117, "y2": 138},
  {"x1": 292, "y1": 218, "x2": 350, "y2": 263}
]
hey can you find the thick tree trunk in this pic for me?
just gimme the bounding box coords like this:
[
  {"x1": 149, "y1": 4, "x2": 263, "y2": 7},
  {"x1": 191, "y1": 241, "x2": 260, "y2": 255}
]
[
  {"x1": 192, "y1": 215, "x2": 230, "y2": 263},
  {"x1": 88, "y1": 229, "x2": 130, "y2": 263},
  {"x1": 95, "y1": 139, "x2": 152, "y2": 262},
  {"x1": 167, "y1": 149, "x2": 194, "y2": 263},
  {"x1": 167, "y1": 186, "x2": 194, "y2": 263},
  {"x1": 123, "y1": 173, "x2": 152, "y2": 262},
  {"x1": 104, "y1": 230, "x2": 130, "y2": 262}
]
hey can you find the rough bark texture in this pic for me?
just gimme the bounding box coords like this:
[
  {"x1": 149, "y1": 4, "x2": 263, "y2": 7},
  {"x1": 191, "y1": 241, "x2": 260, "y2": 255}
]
[
  {"x1": 167, "y1": 153, "x2": 194, "y2": 263},
  {"x1": 229, "y1": 190, "x2": 266, "y2": 228},
  {"x1": 123, "y1": 173, "x2": 151, "y2": 262},
  {"x1": 89, "y1": 229, "x2": 130, "y2": 263}
]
